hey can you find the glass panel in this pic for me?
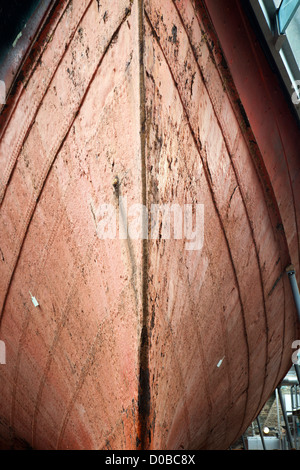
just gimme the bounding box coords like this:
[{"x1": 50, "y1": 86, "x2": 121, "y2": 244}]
[
  {"x1": 285, "y1": 6, "x2": 300, "y2": 68},
  {"x1": 278, "y1": 0, "x2": 300, "y2": 32},
  {"x1": 273, "y1": 0, "x2": 282, "y2": 9}
]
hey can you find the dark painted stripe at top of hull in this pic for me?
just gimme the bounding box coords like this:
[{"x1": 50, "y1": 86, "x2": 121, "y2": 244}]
[{"x1": 0, "y1": 0, "x2": 59, "y2": 117}]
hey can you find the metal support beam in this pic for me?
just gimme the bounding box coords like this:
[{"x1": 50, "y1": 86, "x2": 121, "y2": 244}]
[
  {"x1": 241, "y1": 434, "x2": 246, "y2": 450},
  {"x1": 295, "y1": 364, "x2": 300, "y2": 385},
  {"x1": 278, "y1": 386, "x2": 294, "y2": 449},
  {"x1": 274, "y1": 13, "x2": 287, "y2": 51},
  {"x1": 286, "y1": 265, "x2": 300, "y2": 322},
  {"x1": 256, "y1": 416, "x2": 266, "y2": 450},
  {"x1": 291, "y1": 386, "x2": 298, "y2": 449},
  {"x1": 275, "y1": 388, "x2": 282, "y2": 449}
]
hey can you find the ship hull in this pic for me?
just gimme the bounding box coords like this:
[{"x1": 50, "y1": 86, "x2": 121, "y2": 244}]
[{"x1": 0, "y1": 0, "x2": 299, "y2": 450}]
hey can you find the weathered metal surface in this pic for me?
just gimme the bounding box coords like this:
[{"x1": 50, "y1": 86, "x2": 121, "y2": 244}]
[{"x1": 0, "y1": 0, "x2": 299, "y2": 450}]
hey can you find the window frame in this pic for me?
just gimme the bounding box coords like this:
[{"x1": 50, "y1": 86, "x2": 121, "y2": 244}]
[{"x1": 249, "y1": 0, "x2": 300, "y2": 121}]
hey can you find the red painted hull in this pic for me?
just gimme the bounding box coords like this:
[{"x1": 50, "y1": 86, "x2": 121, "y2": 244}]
[{"x1": 0, "y1": 0, "x2": 299, "y2": 449}]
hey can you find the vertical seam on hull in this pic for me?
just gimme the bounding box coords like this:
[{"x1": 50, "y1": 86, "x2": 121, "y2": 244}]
[{"x1": 137, "y1": 0, "x2": 151, "y2": 451}]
